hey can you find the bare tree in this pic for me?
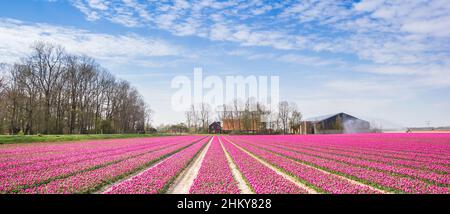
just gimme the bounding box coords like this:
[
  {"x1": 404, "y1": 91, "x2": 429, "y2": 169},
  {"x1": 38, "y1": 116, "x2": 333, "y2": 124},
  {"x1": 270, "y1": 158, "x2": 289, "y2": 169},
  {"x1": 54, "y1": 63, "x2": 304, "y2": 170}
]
[
  {"x1": 185, "y1": 104, "x2": 199, "y2": 133},
  {"x1": 185, "y1": 111, "x2": 193, "y2": 132},
  {"x1": 289, "y1": 102, "x2": 302, "y2": 134},
  {"x1": 278, "y1": 101, "x2": 290, "y2": 134},
  {"x1": 199, "y1": 102, "x2": 211, "y2": 133},
  {"x1": 0, "y1": 41, "x2": 152, "y2": 135},
  {"x1": 232, "y1": 99, "x2": 241, "y2": 131},
  {"x1": 0, "y1": 64, "x2": 5, "y2": 133},
  {"x1": 28, "y1": 42, "x2": 66, "y2": 134}
]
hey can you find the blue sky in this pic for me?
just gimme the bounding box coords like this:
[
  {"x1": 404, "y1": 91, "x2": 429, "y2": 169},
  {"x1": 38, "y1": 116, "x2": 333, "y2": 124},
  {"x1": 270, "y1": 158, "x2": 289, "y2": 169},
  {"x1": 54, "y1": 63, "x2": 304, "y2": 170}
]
[{"x1": 1, "y1": 0, "x2": 450, "y2": 128}]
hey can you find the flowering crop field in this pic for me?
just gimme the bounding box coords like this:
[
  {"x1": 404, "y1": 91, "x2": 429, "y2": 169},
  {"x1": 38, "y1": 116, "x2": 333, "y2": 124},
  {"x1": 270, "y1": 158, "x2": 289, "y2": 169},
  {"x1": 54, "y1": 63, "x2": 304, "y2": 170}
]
[{"x1": 0, "y1": 134, "x2": 449, "y2": 194}]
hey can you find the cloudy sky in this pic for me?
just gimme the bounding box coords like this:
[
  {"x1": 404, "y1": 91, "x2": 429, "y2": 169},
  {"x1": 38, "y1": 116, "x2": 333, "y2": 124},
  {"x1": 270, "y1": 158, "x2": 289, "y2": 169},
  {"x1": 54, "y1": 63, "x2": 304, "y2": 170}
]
[{"x1": 1, "y1": 0, "x2": 450, "y2": 128}]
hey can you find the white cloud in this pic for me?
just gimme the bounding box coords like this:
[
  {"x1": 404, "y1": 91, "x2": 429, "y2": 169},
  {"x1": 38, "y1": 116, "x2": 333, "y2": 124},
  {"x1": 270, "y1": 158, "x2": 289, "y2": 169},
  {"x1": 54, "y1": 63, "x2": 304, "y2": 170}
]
[
  {"x1": 122, "y1": 0, "x2": 151, "y2": 21},
  {"x1": 209, "y1": 23, "x2": 231, "y2": 41},
  {"x1": 0, "y1": 18, "x2": 183, "y2": 65},
  {"x1": 401, "y1": 16, "x2": 450, "y2": 38},
  {"x1": 354, "y1": 0, "x2": 385, "y2": 12},
  {"x1": 72, "y1": 0, "x2": 101, "y2": 21},
  {"x1": 62, "y1": 1, "x2": 450, "y2": 90},
  {"x1": 86, "y1": 0, "x2": 108, "y2": 11},
  {"x1": 277, "y1": 54, "x2": 345, "y2": 67},
  {"x1": 18, "y1": 0, "x2": 449, "y2": 127},
  {"x1": 68, "y1": 1, "x2": 448, "y2": 69},
  {"x1": 354, "y1": 0, "x2": 450, "y2": 38}
]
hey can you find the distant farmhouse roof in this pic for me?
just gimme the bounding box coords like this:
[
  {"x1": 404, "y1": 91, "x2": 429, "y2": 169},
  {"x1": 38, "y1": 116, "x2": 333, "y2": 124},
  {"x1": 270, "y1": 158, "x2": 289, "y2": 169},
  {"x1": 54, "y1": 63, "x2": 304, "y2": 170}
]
[
  {"x1": 305, "y1": 112, "x2": 367, "y2": 123},
  {"x1": 305, "y1": 113, "x2": 339, "y2": 122},
  {"x1": 300, "y1": 112, "x2": 371, "y2": 134},
  {"x1": 208, "y1": 121, "x2": 222, "y2": 134}
]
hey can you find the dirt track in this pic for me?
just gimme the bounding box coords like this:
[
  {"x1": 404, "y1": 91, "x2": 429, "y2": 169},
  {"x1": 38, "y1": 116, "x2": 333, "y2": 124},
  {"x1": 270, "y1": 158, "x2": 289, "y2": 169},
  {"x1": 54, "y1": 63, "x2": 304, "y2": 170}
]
[
  {"x1": 219, "y1": 137, "x2": 254, "y2": 194},
  {"x1": 166, "y1": 137, "x2": 212, "y2": 194}
]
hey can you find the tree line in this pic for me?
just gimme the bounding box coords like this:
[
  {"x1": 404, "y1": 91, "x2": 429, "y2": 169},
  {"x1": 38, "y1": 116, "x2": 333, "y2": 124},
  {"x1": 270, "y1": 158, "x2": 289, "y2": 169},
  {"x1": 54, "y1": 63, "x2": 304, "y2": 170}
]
[
  {"x1": 0, "y1": 42, "x2": 152, "y2": 135},
  {"x1": 179, "y1": 98, "x2": 303, "y2": 134}
]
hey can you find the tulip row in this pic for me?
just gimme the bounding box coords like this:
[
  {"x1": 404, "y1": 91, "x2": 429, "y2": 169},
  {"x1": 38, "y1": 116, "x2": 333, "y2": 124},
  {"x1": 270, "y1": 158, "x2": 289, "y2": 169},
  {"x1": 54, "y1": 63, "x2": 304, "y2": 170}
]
[
  {"x1": 0, "y1": 140, "x2": 180, "y2": 179},
  {"x1": 288, "y1": 139, "x2": 450, "y2": 166},
  {"x1": 0, "y1": 136, "x2": 196, "y2": 168},
  {"x1": 1, "y1": 133, "x2": 448, "y2": 194},
  {"x1": 235, "y1": 140, "x2": 448, "y2": 193},
  {"x1": 1, "y1": 136, "x2": 204, "y2": 193},
  {"x1": 291, "y1": 143, "x2": 449, "y2": 173},
  {"x1": 105, "y1": 137, "x2": 210, "y2": 194},
  {"x1": 270, "y1": 143, "x2": 450, "y2": 185},
  {"x1": 235, "y1": 135, "x2": 450, "y2": 165},
  {"x1": 2, "y1": 143, "x2": 191, "y2": 192},
  {"x1": 20, "y1": 138, "x2": 208, "y2": 194},
  {"x1": 297, "y1": 134, "x2": 450, "y2": 159},
  {"x1": 189, "y1": 137, "x2": 240, "y2": 194},
  {"x1": 227, "y1": 138, "x2": 381, "y2": 194},
  {"x1": 220, "y1": 137, "x2": 308, "y2": 194},
  {"x1": 233, "y1": 136, "x2": 450, "y2": 184},
  {"x1": 244, "y1": 134, "x2": 450, "y2": 160}
]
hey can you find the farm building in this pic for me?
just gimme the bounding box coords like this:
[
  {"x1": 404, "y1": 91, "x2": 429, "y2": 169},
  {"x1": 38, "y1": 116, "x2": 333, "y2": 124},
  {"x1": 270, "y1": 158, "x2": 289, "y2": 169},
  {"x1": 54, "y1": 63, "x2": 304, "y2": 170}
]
[
  {"x1": 222, "y1": 118, "x2": 264, "y2": 133},
  {"x1": 300, "y1": 112, "x2": 370, "y2": 134},
  {"x1": 208, "y1": 121, "x2": 222, "y2": 134}
]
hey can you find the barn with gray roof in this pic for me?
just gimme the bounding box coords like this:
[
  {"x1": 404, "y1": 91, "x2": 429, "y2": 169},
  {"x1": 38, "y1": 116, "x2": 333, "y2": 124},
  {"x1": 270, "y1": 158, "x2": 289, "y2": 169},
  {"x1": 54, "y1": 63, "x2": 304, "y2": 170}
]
[{"x1": 300, "y1": 112, "x2": 370, "y2": 134}]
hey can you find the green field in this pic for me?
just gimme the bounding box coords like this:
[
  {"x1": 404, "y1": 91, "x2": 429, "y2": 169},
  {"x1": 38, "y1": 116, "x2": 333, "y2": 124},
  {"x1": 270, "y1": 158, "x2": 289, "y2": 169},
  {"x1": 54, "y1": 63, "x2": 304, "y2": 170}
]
[{"x1": 0, "y1": 133, "x2": 174, "y2": 144}]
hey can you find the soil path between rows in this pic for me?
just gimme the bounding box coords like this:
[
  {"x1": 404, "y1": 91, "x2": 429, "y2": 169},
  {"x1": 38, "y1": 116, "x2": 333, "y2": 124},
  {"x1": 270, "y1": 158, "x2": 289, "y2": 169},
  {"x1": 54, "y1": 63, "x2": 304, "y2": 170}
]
[
  {"x1": 166, "y1": 137, "x2": 212, "y2": 194},
  {"x1": 253, "y1": 142, "x2": 388, "y2": 193},
  {"x1": 226, "y1": 137, "x2": 387, "y2": 194},
  {"x1": 224, "y1": 137, "x2": 318, "y2": 194},
  {"x1": 219, "y1": 137, "x2": 254, "y2": 194},
  {"x1": 98, "y1": 138, "x2": 208, "y2": 194},
  {"x1": 99, "y1": 150, "x2": 177, "y2": 194}
]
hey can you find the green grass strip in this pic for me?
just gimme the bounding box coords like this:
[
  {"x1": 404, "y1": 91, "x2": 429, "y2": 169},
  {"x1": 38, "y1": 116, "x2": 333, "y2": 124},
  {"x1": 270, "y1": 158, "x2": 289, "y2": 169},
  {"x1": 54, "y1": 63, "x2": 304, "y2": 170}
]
[{"x1": 0, "y1": 133, "x2": 174, "y2": 144}]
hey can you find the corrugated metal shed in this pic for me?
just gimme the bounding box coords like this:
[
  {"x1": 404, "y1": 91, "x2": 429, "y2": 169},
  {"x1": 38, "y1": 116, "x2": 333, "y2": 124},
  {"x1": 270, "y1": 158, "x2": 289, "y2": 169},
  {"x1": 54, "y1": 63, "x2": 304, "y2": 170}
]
[{"x1": 304, "y1": 113, "x2": 343, "y2": 122}]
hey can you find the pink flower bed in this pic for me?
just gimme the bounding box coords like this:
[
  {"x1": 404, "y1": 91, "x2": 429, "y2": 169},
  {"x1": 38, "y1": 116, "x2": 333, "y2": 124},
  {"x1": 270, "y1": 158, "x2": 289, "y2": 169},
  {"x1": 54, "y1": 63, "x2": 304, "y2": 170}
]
[
  {"x1": 291, "y1": 143, "x2": 449, "y2": 173},
  {"x1": 228, "y1": 137, "x2": 380, "y2": 194},
  {"x1": 189, "y1": 137, "x2": 240, "y2": 194},
  {"x1": 104, "y1": 137, "x2": 210, "y2": 194},
  {"x1": 1, "y1": 133, "x2": 449, "y2": 194},
  {"x1": 0, "y1": 137, "x2": 197, "y2": 168},
  {"x1": 227, "y1": 135, "x2": 448, "y2": 193},
  {"x1": 1, "y1": 140, "x2": 178, "y2": 178},
  {"x1": 230, "y1": 137, "x2": 449, "y2": 185},
  {"x1": 273, "y1": 143, "x2": 450, "y2": 185},
  {"x1": 220, "y1": 137, "x2": 308, "y2": 194},
  {"x1": 20, "y1": 139, "x2": 203, "y2": 194},
  {"x1": 0, "y1": 136, "x2": 204, "y2": 193}
]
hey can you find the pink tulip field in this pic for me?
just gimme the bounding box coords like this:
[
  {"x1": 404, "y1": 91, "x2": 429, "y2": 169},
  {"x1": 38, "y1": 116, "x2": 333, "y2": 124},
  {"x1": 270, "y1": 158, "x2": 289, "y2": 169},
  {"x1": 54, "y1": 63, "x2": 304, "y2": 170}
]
[
  {"x1": 189, "y1": 137, "x2": 240, "y2": 194},
  {"x1": 0, "y1": 133, "x2": 449, "y2": 194}
]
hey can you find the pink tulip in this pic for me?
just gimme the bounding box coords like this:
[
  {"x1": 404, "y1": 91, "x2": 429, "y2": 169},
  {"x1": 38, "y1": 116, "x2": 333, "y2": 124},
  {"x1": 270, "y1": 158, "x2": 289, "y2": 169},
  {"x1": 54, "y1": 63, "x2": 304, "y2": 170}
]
[{"x1": 189, "y1": 137, "x2": 240, "y2": 194}]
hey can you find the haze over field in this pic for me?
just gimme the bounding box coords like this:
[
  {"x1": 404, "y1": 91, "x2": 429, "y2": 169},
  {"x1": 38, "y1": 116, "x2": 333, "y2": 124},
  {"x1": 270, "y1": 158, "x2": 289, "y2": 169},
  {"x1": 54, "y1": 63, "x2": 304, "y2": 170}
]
[{"x1": 1, "y1": 0, "x2": 450, "y2": 127}]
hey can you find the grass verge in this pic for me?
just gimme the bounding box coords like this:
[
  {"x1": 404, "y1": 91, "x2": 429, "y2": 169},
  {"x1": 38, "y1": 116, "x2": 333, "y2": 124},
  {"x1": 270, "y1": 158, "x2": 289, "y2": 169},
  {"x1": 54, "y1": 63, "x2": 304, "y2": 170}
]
[{"x1": 0, "y1": 133, "x2": 173, "y2": 144}]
